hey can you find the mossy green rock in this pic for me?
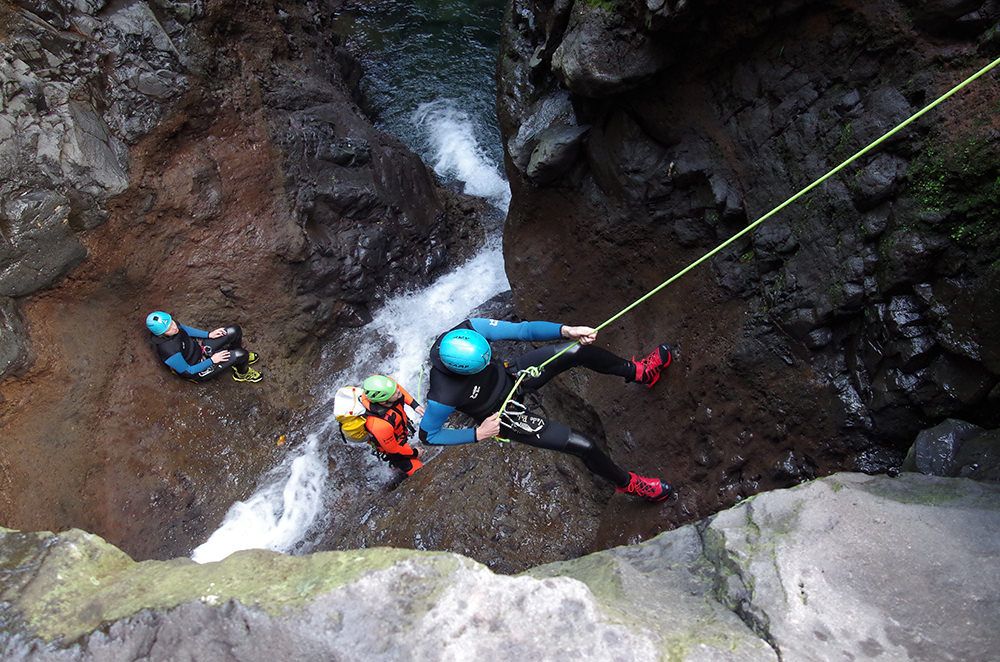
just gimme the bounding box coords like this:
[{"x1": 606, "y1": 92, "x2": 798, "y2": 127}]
[{"x1": 3, "y1": 473, "x2": 999, "y2": 661}]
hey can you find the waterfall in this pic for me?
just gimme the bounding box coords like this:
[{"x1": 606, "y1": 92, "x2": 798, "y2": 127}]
[{"x1": 192, "y1": 102, "x2": 510, "y2": 564}]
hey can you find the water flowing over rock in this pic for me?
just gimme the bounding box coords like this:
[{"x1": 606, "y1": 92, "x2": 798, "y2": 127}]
[
  {"x1": 0, "y1": 0, "x2": 480, "y2": 559},
  {"x1": 2, "y1": 474, "x2": 998, "y2": 660},
  {"x1": 498, "y1": 0, "x2": 1000, "y2": 538}
]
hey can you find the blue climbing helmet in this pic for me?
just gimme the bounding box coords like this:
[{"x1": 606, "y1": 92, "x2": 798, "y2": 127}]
[
  {"x1": 146, "y1": 311, "x2": 172, "y2": 336},
  {"x1": 438, "y1": 328, "x2": 492, "y2": 374}
]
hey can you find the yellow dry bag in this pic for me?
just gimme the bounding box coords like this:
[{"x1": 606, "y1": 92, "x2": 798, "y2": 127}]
[{"x1": 334, "y1": 386, "x2": 369, "y2": 441}]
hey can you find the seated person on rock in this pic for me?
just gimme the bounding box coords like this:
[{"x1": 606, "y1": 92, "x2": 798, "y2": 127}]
[
  {"x1": 362, "y1": 374, "x2": 426, "y2": 477},
  {"x1": 419, "y1": 318, "x2": 675, "y2": 501},
  {"x1": 146, "y1": 310, "x2": 262, "y2": 383}
]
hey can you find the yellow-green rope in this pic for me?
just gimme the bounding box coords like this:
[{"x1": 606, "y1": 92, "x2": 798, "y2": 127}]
[{"x1": 496, "y1": 55, "x2": 1000, "y2": 421}]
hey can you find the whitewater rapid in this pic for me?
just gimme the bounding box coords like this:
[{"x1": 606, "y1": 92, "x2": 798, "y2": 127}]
[{"x1": 192, "y1": 100, "x2": 510, "y2": 563}]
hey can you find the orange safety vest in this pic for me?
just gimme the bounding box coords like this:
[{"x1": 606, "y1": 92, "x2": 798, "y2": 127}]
[{"x1": 362, "y1": 386, "x2": 416, "y2": 457}]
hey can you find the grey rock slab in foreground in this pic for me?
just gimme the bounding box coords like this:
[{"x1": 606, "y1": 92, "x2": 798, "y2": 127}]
[
  {"x1": 704, "y1": 472, "x2": 1000, "y2": 661},
  {"x1": 2, "y1": 473, "x2": 999, "y2": 661}
]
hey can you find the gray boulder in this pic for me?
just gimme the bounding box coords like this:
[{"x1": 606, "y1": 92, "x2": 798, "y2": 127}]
[
  {"x1": 0, "y1": 190, "x2": 86, "y2": 297},
  {"x1": 550, "y1": 4, "x2": 668, "y2": 97},
  {"x1": 849, "y1": 153, "x2": 908, "y2": 210},
  {"x1": 903, "y1": 418, "x2": 999, "y2": 479},
  {"x1": 507, "y1": 90, "x2": 579, "y2": 174},
  {"x1": 0, "y1": 297, "x2": 29, "y2": 377},
  {"x1": 2, "y1": 474, "x2": 999, "y2": 661},
  {"x1": 951, "y1": 429, "x2": 1000, "y2": 482},
  {"x1": 704, "y1": 472, "x2": 1000, "y2": 661},
  {"x1": 526, "y1": 124, "x2": 589, "y2": 183}
]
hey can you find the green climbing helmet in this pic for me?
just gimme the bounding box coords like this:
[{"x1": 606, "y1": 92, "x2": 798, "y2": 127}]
[{"x1": 363, "y1": 374, "x2": 398, "y2": 403}]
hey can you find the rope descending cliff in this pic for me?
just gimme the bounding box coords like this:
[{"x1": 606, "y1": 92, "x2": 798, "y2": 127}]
[{"x1": 499, "y1": 55, "x2": 1000, "y2": 418}]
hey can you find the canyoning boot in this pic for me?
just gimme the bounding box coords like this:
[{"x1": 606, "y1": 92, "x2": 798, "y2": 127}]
[
  {"x1": 248, "y1": 352, "x2": 260, "y2": 365},
  {"x1": 633, "y1": 343, "x2": 673, "y2": 388},
  {"x1": 232, "y1": 366, "x2": 263, "y2": 383},
  {"x1": 616, "y1": 472, "x2": 673, "y2": 502}
]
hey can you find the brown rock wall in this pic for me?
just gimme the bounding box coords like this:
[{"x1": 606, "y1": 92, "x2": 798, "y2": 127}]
[{"x1": 0, "y1": 0, "x2": 479, "y2": 559}]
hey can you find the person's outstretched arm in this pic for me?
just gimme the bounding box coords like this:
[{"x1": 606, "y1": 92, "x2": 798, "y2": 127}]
[
  {"x1": 468, "y1": 318, "x2": 563, "y2": 342},
  {"x1": 468, "y1": 318, "x2": 597, "y2": 344},
  {"x1": 418, "y1": 401, "x2": 476, "y2": 445}
]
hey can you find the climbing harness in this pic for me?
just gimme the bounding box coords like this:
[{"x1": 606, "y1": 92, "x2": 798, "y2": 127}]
[
  {"x1": 496, "y1": 55, "x2": 1000, "y2": 421},
  {"x1": 499, "y1": 400, "x2": 547, "y2": 435}
]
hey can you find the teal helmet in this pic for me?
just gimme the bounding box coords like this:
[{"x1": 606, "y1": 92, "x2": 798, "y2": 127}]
[
  {"x1": 363, "y1": 374, "x2": 398, "y2": 403},
  {"x1": 438, "y1": 329, "x2": 491, "y2": 374},
  {"x1": 146, "y1": 311, "x2": 172, "y2": 336}
]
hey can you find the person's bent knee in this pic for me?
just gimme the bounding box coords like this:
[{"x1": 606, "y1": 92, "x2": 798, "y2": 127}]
[
  {"x1": 226, "y1": 325, "x2": 242, "y2": 342},
  {"x1": 564, "y1": 430, "x2": 596, "y2": 457}
]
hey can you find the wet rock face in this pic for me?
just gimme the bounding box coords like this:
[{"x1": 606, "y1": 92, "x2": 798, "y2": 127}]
[
  {"x1": 3, "y1": 474, "x2": 999, "y2": 660},
  {"x1": 0, "y1": 1, "x2": 141, "y2": 305},
  {"x1": 550, "y1": 2, "x2": 669, "y2": 97},
  {"x1": 0, "y1": 0, "x2": 476, "y2": 559},
  {"x1": 903, "y1": 418, "x2": 1000, "y2": 481},
  {"x1": 0, "y1": 298, "x2": 28, "y2": 376},
  {"x1": 498, "y1": 0, "x2": 999, "y2": 538}
]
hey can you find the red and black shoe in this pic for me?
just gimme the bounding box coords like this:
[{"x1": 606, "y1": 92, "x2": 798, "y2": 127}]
[
  {"x1": 633, "y1": 343, "x2": 673, "y2": 388},
  {"x1": 616, "y1": 472, "x2": 673, "y2": 502}
]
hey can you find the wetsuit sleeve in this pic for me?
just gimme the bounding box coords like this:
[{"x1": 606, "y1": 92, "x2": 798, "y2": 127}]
[
  {"x1": 418, "y1": 400, "x2": 477, "y2": 445},
  {"x1": 469, "y1": 318, "x2": 563, "y2": 342},
  {"x1": 179, "y1": 323, "x2": 210, "y2": 339},
  {"x1": 397, "y1": 385, "x2": 420, "y2": 411},
  {"x1": 367, "y1": 419, "x2": 416, "y2": 456},
  {"x1": 164, "y1": 352, "x2": 213, "y2": 375}
]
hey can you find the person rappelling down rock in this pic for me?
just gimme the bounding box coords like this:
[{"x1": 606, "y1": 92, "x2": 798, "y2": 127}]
[
  {"x1": 146, "y1": 311, "x2": 263, "y2": 383},
  {"x1": 361, "y1": 375, "x2": 426, "y2": 477},
  {"x1": 419, "y1": 318, "x2": 675, "y2": 501}
]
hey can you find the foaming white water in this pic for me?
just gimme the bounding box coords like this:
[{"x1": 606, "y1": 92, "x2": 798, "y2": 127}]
[
  {"x1": 414, "y1": 99, "x2": 511, "y2": 210},
  {"x1": 365, "y1": 239, "x2": 508, "y2": 390},
  {"x1": 192, "y1": 104, "x2": 510, "y2": 564},
  {"x1": 192, "y1": 435, "x2": 328, "y2": 563}
]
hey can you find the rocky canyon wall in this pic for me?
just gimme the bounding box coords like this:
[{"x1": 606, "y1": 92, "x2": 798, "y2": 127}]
[
  {"x1": 498, "y1": 0, "x2": 1000, "y2": 546},
  {"x1": 0, "y1": 0, "x2": 480, "y2": 559}
]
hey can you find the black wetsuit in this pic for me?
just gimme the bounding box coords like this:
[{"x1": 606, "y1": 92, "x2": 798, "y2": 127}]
[
  {"x1": 152, "y1": 324, "x2": 249, "y2": 382},
  {"x1": 419, "y1": 319, "x2": 636, "y2": 487}
]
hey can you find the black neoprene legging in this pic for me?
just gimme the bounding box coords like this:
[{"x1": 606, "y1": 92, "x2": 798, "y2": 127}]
[
  {"x1": 510, "y1": 343, "x2": 635, "y2": 391},
  {"x1": 189, "y1": 325, "x2": 250, "y2": 382},
  {"x1": 497, "y1": 343, "x2": 634, "y2": 487}
]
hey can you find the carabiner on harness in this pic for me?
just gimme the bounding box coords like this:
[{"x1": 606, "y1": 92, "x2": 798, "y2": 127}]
[{"x1": 516, "y1": 365, "x2": 543, "y2": 380}]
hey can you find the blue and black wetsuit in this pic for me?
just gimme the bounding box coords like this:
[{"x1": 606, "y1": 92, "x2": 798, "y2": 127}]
[
  {"x1": 419, "y1": 318, "x2": 637, "y2": 487},
  {"x1": 151, "y1": 324, "x2": 249, "y2": 382}
]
